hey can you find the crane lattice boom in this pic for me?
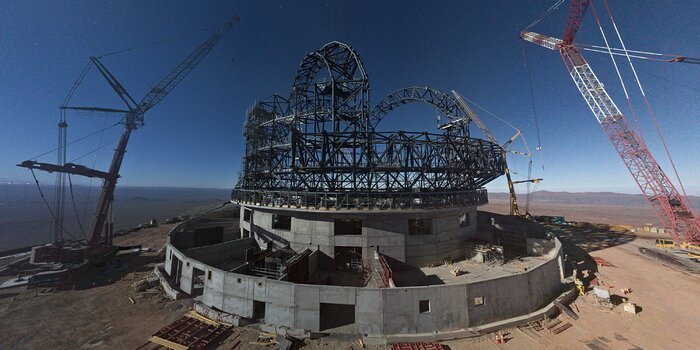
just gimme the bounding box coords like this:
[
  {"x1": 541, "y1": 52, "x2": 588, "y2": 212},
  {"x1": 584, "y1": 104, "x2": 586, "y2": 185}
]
[
  {"x1": 521, "y1": 1, "x2": 700, "y2": 244},
  {"x1": 137, "y1": 15, "x2": 239, "y2": 116},
  {"x1": 20, "y1": 16, "x2": 239, "y2": 248}
]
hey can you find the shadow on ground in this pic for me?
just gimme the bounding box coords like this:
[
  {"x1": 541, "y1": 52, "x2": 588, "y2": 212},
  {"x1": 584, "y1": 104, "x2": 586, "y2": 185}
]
[
  {"x1": 72, "y1": 250, "x2": 160, "y2": 290},
  {"x1": 550, "y1": 222, "x2": 640, "y2": 308},
  {"x1": 384, "y1": 255, "x2": 444, "y2": 287},
  {"x1": 549, "y1": 222, "x2": 636, "y2": 253}
]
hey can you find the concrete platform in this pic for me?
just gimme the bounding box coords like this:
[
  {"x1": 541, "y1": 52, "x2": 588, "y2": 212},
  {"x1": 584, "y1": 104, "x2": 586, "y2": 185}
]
[{"x1": 390, "y1": 254, "x2": 552, "y2": 287}]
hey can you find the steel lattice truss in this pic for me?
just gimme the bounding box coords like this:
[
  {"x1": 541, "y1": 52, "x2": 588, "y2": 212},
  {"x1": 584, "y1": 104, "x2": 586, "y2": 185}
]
[{"x1": 233, "y1": 42, "x2": 504, "y2": 209}]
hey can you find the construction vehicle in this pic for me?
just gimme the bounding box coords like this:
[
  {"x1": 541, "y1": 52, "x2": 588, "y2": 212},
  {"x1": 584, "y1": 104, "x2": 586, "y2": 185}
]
[
  {"x1": 654, "y1": 239, "x2": 700, "y2": 260},
  {"x1": 654, "y1": 239, "x2": 675, "y2": 250},
  {"x1": 521, "y1": 0, "x2": 700, "y2": 245},
  {"x1": 533, "y1": 215, "x2": 566, "y2": 225},
  {"x1": 452, "y1": 91, "x2": 542, "y2": 218},
  {"x1": 19, "y1": 16, "x2": 239, "y2": 265},
  {"x1": 679, "y1": 243, "x2": 700, "y2": 260}
]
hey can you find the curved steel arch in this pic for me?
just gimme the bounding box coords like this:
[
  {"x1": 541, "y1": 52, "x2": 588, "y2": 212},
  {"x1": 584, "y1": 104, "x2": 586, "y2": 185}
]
[
  {"x1": 291, "y1": 41, "x2": 370, "y2": 132},
  {"x1": 292, "y1": 41, "x2": 368, "y2": 91},
  {"x1": 371, "y1": 86, "x2": 471, "y2": 131}
]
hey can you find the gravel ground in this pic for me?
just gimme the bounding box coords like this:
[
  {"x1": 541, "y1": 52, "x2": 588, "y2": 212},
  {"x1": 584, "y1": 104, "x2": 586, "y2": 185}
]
[{"x1": 1, "y1": 212, "x2": 698, "y2": 350}]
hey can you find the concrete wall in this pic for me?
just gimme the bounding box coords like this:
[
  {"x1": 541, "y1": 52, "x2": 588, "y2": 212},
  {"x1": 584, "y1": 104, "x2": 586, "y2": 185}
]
[
  {"x1": 165, "y1": 232, "x2": 564, "y2": 336},
  {"x1": 240, "y1": 205, "x2": 477, "y2": 266},
  {"x1": 171, "y1": 217, "x2": 241, "y2": 249},
  {"x1": 526, "y1": 238, "x2": 555, "y2": 256},
  {"x1": 403, "y1": 210, "x2": 477, "y2": 266},
  {"x1": 165, "y1": 217, "x2": 253, "y2": 294},
  {"x1": 183, "y1": 237, "x2": 257, "y2": 267}
]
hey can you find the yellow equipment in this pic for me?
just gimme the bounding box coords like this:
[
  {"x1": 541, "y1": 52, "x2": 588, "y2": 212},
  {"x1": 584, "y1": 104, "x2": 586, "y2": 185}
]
[
  {"x1": 655, "y1": 238, "x2": 675, "y2": 249},
  {"x1": 679, "y1": 242, "x2": 700, "y2": 259},
  {"x1": 653, "y1": 239, "x2": 700, "y2": 259}
]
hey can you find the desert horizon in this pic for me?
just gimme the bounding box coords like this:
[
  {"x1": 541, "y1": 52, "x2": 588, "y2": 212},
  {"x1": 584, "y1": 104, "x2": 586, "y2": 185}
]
[{"x1": 3, "y1": 184, "x2": 694, "y2": 253}]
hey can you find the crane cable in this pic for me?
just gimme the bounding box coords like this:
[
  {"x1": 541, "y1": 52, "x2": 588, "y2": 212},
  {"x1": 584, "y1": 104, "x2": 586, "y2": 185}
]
[
  {"x1": 596, "y1": 0, "x2": 689, "y2": 199},
  {"x1": 69, "y1": 140, "x2": 119, "y2": 163},
  {"x1": 62, "y1": 61, "x2": 92, "y2": 106},
  {"x1": 575, "y1": 44, "x2": 697, "y2": 63},
  {"x1": 30, "y1": 20, "x2": 218, "y2": 241},
  {"x1": 68, "y1": 174, "x2": 87, "y2": 239},
  {"x1": 29, "y1": 168, "x2": 77, "y2": 240},
  {"x1": 28, "y1": 121, "x2": 120, "y2": 160},
  {"x1": 96, "y1": 24, "x2": 219, "y2": 58},
  {"x1": 458, "y1": 95, "x2": 529, "y2": 150},
  {"x1": 588, "y1": 0, "x2": 647, "y2": 145},
  {"x1": 521, "y1": 45, "x2": 545, "y2": 170},
  {"x1": 523, "y1": 0, "x2": 566, "y2": 32},
  {"x1": 61, "y1": 59, "x2": 120, "y2": 234},
  {"x1": 637, "y1": 68, "x2": 700, "y2": 93},
  {"x1": 82, "y1": 114, "x2": 110, "y2": 229},
  {"x1": 459, "y1": 95, "x2": 540, "y2": 210}
]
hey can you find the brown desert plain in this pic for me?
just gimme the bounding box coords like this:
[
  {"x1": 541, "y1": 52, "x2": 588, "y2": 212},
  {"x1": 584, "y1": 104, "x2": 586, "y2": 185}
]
[{"x1": 1, "y1": 192, "x2": 699, "y2": 349}]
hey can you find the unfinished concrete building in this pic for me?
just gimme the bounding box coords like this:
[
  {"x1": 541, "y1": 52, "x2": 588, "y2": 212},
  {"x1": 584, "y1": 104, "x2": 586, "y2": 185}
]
[{"x1": 161, "y1": 41, "x2": 567, "y2": 342}]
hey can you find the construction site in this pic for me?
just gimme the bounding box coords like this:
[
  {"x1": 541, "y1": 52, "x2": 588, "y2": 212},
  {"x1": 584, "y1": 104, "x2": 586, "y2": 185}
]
[{"x1": 1, "y1": 1, "x2": 699, "y2": 349}]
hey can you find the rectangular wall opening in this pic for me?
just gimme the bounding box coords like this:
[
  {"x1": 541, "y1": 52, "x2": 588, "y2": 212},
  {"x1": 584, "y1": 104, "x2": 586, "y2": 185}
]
[
  {"x1": 272, "y1": 214, "x2": 292, "y2": 231},
  {"x1": 169, "y1": 255, "x2": 180, "y2": 281},
  {"x1": 253, "y1": 300, "x2": 266, "y2": 320},
  {"x1": 192, "y1": 267, "x2": 205, "y2": 297},
  {"x1": 243, "y1": 209, "x2": 252, "y2": 222},
  {"x1": 242, "y1": 228, "x2": 250, "y2": 238},
  {"x1": 320, "y1": 303, "x2": 355, "y2": 331},
  {"x1": 419, "y1": 300, "x2": 430, "y2": 313},
  {"x1": 334, "y1": 219, "x2": 362, "y2": 235},
  {"x1": 460, "y1": 212, "x2": 470, "y2": 227},
  {"x1": 408, "y1": 218, "x2": 432, "y2": 235}
]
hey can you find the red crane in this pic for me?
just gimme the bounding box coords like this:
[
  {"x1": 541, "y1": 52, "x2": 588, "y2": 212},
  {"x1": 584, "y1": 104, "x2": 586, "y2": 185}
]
[{"x1": 521, "y1": 0, "x2": 700, "y2": 244}]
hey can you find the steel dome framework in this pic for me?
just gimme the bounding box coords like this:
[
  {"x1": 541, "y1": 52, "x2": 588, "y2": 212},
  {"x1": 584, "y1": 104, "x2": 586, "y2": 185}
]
[{"x1": 233, "y1": 42, "x2": 504, "y2": 210}]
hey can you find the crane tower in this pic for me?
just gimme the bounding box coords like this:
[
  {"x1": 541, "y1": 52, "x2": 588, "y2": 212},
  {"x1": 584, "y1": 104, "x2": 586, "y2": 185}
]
[
  {"x1": 20, "y1": 16, "x2": 239, "y2": 264},
  {"x1": 521, "y1": 0, "x2": 699, "y2": 244}
]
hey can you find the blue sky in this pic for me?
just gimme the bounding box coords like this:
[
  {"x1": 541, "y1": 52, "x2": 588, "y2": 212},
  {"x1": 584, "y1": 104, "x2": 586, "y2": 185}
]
[{"x1": 1, "y1": 0, "x2": 698, "y2": 195}]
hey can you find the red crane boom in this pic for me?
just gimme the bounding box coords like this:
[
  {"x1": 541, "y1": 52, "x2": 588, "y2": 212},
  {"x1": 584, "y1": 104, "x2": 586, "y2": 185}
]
[{"x1": 521, "y1": 0, "x2": 700, "y2": 244}]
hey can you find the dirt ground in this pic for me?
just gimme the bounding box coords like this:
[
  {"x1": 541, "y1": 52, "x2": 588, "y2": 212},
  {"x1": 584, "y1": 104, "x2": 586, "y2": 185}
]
[
  {"x1": 1, "y1": 208, "x2": 699, "y2": 350},
  {"x1": 442, "y1": 223, "x2": 700, "y2": 350},
  {"x1": 484, "y1": 199, "x2": 663, "y2": 227},
  {"x1": 0, "y1": 224, "x2": 186, "y2": 350}
]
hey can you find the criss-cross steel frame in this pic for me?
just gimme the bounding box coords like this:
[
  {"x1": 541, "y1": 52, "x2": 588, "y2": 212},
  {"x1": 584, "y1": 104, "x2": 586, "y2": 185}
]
[{"x1": 233, "y1": 42, "x2": 503, "y2": 210}]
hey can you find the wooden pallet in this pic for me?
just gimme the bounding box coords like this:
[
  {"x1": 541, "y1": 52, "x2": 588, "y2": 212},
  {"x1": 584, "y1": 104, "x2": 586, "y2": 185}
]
[
  {"x1": 148, "y1": 312, "x2": 230, "y2": 350},
  {"x1": 552, "y1": 322, "x2": 572, "y2": 334},
  {"x1": 391, "y1": 342, "x2": 445, "y2": 350}
]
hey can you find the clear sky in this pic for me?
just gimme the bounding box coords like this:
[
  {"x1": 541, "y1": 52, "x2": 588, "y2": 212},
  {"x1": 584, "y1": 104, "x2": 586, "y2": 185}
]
[{"x1": 1, "y1": 0, "x2": 698, "y2": 195}]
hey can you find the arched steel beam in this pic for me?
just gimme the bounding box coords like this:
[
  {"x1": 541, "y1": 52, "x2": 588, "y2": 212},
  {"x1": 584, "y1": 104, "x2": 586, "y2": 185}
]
[
  {"x1": 291, "y1": 41, "x2": 368, "y2": 92},
  {"x1": 370, "y1": 86, "x2": 470, "y2": 129},
  {"x1": 290, "y1": 42, "x2": 370, "y2": 133}
]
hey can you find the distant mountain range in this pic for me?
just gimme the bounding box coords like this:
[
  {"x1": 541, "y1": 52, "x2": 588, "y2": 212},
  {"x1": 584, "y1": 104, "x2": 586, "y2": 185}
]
[
  {"x1": 2, "y1": 184, "x2": 698, "y2": 252},
  {"x1": 489, "y1": 190, "x2": 700, "y2": 210}
]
